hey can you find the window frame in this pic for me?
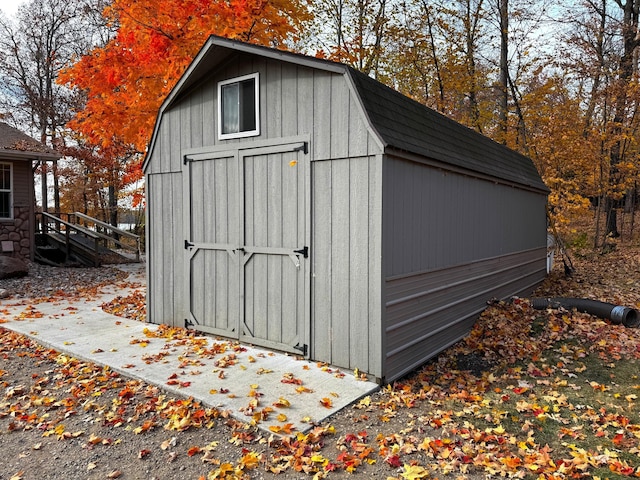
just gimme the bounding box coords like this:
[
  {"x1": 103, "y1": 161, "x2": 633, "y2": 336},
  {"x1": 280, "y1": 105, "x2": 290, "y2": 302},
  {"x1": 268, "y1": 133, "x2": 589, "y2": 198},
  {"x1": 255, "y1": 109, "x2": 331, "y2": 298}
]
[
  {"x1": 217, "y1": 72, "x2": 260, "y2": 140},
  {"x1": 0, "y1": 162, "x2": 12, "y2": 220}
]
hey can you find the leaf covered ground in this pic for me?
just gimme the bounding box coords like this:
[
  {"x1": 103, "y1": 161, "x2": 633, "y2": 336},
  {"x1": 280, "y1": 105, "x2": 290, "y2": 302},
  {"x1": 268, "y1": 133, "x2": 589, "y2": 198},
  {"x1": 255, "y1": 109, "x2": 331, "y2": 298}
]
[{"x1": 2, "y1": 247, "x2": 640, "y2": 479}]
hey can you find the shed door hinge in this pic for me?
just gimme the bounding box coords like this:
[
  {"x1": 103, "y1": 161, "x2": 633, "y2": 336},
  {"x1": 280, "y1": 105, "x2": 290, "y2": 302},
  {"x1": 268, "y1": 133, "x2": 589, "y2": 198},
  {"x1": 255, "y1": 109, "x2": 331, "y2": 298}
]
[
  {"x1": 183, "y1": 155, "x2": 191, "y2": 165},
  {"x1": 294, "y1": 343, "x2": 308, "y2": 356},
  {"x1": 293, "y1": 142, "x2": 308, "y2": 155},
  {"x1": 185, "y1": 240, "x2": 194, "y2": 249}
]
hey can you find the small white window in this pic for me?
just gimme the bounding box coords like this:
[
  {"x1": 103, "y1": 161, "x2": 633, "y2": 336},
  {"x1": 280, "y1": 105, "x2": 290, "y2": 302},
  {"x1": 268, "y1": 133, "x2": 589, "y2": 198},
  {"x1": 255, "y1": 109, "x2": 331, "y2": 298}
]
[
  {"x1": 0, "y1": 163, "x2": 12, "y2": 220},
  {"x1": 218, "y1": 72, "x2": 260, "y2": 140}
]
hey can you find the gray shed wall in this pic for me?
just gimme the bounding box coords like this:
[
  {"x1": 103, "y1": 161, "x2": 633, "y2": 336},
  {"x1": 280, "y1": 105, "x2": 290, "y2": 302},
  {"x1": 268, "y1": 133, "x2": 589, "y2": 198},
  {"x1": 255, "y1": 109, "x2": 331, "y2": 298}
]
[
  {"x1": 145, "y1": 52, "x2": 383, "y2": 363},
  {"x1": 145, "y1": 53, "x2": 380, "y2": 176},
  {"x1": 311, "y1": 155, "x2": 383, "y2": 378},
  {"x1": 146, "y1": 172, "x2": 184, "y2": 325},
  {"x1": 381, "y1": 155, "x2": 547, "y2": 381}
]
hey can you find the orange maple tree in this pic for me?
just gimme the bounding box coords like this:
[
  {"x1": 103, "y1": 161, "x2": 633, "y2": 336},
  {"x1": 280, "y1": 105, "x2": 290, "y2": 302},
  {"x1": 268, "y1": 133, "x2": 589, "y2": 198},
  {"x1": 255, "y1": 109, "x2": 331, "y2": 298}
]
[{"x1": 59, "y1": 0, "x2": 312, "y2": 154}]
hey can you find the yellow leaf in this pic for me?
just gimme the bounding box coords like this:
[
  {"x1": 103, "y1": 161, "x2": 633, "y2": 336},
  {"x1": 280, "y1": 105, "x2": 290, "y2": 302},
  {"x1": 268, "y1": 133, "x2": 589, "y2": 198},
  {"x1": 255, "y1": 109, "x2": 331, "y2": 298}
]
[
  {"x1": 273, "y1": 397, "x2": 290, "y2": 408},
  {"x1": 239, "y1": 450, "x2": 261, "y2": 469},
  {"x1": 400, "y1": 464, "x2": 429, "y2": 479}
]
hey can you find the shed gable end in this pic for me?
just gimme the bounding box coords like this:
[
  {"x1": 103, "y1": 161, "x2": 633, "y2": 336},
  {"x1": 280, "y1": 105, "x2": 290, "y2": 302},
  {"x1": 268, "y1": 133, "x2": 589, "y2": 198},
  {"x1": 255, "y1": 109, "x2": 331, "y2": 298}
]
[{"x1": 145, "y1": 52, "x2": 381, "y2": 174}]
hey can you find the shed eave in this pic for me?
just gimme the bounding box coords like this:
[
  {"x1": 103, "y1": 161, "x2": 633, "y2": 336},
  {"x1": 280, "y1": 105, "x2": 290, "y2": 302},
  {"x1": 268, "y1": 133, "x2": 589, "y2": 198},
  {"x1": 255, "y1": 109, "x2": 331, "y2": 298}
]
[{"x1": 384, "y1": 146, "x2": 550, "y2": 195}]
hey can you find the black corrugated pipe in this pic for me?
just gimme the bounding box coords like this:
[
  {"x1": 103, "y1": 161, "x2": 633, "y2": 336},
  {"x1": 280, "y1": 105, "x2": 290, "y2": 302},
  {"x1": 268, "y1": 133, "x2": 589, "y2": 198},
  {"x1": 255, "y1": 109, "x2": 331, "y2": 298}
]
[{"x1": 531, "y1": 297, "x2": 640, "y2": 328}]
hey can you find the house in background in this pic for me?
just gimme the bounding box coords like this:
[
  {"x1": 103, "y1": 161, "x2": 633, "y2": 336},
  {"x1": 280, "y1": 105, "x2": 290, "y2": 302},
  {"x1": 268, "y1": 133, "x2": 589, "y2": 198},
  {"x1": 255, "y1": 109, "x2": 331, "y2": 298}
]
[
  {"x1": 0, "y1": 122, "x2": 60, "y2": 261},
  {"x1": 144, "y1": 36, "x2": 549, "y2": 383}
]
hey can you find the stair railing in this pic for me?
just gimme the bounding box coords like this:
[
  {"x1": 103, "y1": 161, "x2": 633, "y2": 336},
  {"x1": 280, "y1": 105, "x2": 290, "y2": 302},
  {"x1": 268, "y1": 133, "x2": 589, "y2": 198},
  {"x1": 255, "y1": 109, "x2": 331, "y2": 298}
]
[
  {"x1": 36, "y1": 212, "x2": 101, "y2": 266},
  {"x1": 71, "y1": 212, "x2": 141, "y2": 262}
]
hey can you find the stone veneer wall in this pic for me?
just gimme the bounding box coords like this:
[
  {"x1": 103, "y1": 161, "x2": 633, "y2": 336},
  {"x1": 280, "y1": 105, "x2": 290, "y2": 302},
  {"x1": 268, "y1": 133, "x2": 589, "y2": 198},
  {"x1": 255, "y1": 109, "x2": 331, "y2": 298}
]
[{"x1": 0, "y1": 206, "x2": 31, "y2": 260}]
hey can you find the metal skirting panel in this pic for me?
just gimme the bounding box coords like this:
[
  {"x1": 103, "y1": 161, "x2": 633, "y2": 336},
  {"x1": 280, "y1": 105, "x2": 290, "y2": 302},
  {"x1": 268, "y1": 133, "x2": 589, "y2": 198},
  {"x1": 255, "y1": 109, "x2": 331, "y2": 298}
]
[{"x1": 383, "y1": 247, "x2": 546, "y2": 382}]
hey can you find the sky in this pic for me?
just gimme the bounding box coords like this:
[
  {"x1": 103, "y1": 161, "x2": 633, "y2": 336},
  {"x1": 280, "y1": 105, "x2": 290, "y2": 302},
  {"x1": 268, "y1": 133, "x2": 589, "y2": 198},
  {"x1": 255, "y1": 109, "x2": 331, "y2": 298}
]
[{"x1": 0, "y1": 0, "x2": 22, "y2": 17}]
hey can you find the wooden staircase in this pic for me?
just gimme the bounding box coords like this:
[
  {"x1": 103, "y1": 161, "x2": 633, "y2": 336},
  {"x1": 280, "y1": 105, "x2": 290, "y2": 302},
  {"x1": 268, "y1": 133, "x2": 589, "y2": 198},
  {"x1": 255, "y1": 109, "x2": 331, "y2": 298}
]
[{"x1": 35, "y1": 212, "x2": 141, "y2": 267}]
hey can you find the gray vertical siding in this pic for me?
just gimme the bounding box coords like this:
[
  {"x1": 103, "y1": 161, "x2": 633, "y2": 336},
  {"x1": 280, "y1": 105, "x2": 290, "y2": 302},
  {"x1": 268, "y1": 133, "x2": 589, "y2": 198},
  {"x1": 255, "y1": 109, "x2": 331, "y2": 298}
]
[
  {"x1": 146, "y1": 172, "x2": 183, "y2": 326},
  {"x1": 146, "y1": 54, "x2": 378, "y2": 174},
  {"x1": 145, "y1": 55, "x2": 380, "y2": 337},
  {"x1": 311, "y1": 155, "x2": 383, "y2": 377}
]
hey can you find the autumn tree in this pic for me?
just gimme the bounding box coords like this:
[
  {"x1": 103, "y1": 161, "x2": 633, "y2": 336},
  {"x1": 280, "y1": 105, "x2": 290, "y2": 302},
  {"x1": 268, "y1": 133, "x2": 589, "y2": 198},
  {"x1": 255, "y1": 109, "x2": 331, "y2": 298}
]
[
  {"x1": 604, "y1": 0, "x2": 640, "y2": 237},
  {"x1": 560, "y1": 0, "x2": 640, "y2": 243},
  {"x1": 311, "y1": 0, "x2": 391, "y2": 76},
  {"x1": 380, "y1": 0, "x2": 498, "y2": 131}
]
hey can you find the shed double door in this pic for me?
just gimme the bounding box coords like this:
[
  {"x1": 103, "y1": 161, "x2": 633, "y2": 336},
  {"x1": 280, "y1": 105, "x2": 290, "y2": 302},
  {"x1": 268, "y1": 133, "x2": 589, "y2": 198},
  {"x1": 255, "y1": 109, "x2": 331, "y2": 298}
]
[{"x1": 184, "y1": 142, "x2": 309, "y2": 355}]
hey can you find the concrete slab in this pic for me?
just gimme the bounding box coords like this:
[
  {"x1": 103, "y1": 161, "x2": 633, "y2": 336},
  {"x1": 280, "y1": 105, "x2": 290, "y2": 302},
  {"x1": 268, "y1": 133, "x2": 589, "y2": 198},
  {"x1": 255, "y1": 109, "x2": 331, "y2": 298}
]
[{"x1": 0, "y1": 264, "x2": 378, "y2": 434}]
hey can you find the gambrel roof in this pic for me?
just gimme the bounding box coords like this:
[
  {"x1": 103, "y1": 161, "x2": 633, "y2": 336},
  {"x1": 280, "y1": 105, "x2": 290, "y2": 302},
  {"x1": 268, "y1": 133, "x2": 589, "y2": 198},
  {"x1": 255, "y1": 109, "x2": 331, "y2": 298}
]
[
  {"x1": 346, "y1": 69, "x2": 548, "y2": 192},
  {"x1": 147, "y1": 36, "x2": 548, "y2": 193}
]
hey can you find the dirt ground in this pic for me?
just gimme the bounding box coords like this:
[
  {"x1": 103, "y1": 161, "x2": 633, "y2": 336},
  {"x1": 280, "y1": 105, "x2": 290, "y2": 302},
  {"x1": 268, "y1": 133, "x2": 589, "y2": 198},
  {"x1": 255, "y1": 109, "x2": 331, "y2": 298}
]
[{"x1": 1, "y1": 245, "x2": 639, "y2": 480}]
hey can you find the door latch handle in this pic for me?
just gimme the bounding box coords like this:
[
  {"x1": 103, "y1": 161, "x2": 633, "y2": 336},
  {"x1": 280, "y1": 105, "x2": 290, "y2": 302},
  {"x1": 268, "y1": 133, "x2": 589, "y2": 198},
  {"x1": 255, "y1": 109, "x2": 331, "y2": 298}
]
[{"x1": 293, "y1": 246, "x2": 308, "y2": 258}]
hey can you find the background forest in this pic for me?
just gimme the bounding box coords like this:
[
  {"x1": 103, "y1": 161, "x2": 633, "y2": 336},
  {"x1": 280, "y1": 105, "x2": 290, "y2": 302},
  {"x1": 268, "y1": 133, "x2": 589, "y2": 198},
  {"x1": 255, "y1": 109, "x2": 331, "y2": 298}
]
[{"x1": 0, "y1": 0, "x2": 639, "y2": 249}]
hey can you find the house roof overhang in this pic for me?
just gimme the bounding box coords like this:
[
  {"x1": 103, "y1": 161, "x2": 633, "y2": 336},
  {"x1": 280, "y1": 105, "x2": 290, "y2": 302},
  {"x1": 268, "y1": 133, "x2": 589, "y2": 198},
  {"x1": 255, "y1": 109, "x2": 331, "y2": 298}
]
[
  {"x1": 0, "y1": 148, "x2": 61, "y2": 162},
  {"x1": 0, "y1": 122, "x2": 61, "y2": 162}
]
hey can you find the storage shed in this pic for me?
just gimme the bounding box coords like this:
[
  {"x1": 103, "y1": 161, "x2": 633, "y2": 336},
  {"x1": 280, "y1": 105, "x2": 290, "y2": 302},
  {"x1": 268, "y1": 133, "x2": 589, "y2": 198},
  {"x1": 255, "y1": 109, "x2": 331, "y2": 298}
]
[{"x1": 144, "y1": 36, "x2": 549, "y2": 383}]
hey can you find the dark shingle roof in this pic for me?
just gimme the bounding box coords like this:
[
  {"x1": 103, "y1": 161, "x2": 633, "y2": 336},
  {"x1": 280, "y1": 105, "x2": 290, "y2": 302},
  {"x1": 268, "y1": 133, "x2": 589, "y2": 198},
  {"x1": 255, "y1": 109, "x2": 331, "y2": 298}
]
[
  {"x1": 0, "y1": 122, "x2": 59, "y2": 158},
  {"x1": 346, "y1": 68, "x2": 548, "y2": 192}
]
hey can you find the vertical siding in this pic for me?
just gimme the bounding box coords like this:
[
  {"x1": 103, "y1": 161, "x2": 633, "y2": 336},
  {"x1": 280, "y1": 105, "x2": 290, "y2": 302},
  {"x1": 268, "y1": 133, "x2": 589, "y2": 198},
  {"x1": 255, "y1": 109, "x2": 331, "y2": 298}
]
[
  {"x1": 312, "y1": 155, "x2": 383, "y2": 377},
  {"x1": 146, "y1": 53, "x2": 380, "y2": 341},
  {"x1": 313, "y1": 72, "x2": 332, "y2": 160},
  {"x1": 146, "y1": 172, "x2": 183, "y2": 326},
  {"x1": 147, "y1": 55, "x2": 377, "y2": 175},
  {"x1": 12, "y1": 160, "x2": 31, "y2": 206}
]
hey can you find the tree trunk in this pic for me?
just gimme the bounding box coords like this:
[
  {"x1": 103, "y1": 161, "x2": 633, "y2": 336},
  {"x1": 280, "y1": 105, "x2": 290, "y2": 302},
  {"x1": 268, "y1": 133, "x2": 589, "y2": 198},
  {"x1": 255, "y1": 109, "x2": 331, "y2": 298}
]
[
  {"x1": 605, "y1": 197, "x2": 619, "y2": 238},
  {"x1": 53, "y1": 159, "x2": 60, "y2": 213},
  {"x1": 108, "y1": 184, "x2": 119, "y2": 241},
  {"x1": 497, "y1": 0, "x2": 508, "y2": 144},
  {"x1": 605, "y1": 0, "x2": 640, "y2": 237}
]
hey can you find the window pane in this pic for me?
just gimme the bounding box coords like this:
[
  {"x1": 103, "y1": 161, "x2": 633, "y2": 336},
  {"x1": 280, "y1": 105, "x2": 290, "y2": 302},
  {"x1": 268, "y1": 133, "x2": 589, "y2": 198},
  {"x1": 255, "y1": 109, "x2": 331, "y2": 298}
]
[
  {"x1": 239, "y1": 78, "x2": 256, "y2": 132},
  {"x1": 221, "y1": 83, "x2": 239, "y2": 134},
  {"x1": 0, "y1": 164, "x2": 10, "y2": 191},
  {"x1": 0, "y1": 192, "x2": 9, "y2": 218}
]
